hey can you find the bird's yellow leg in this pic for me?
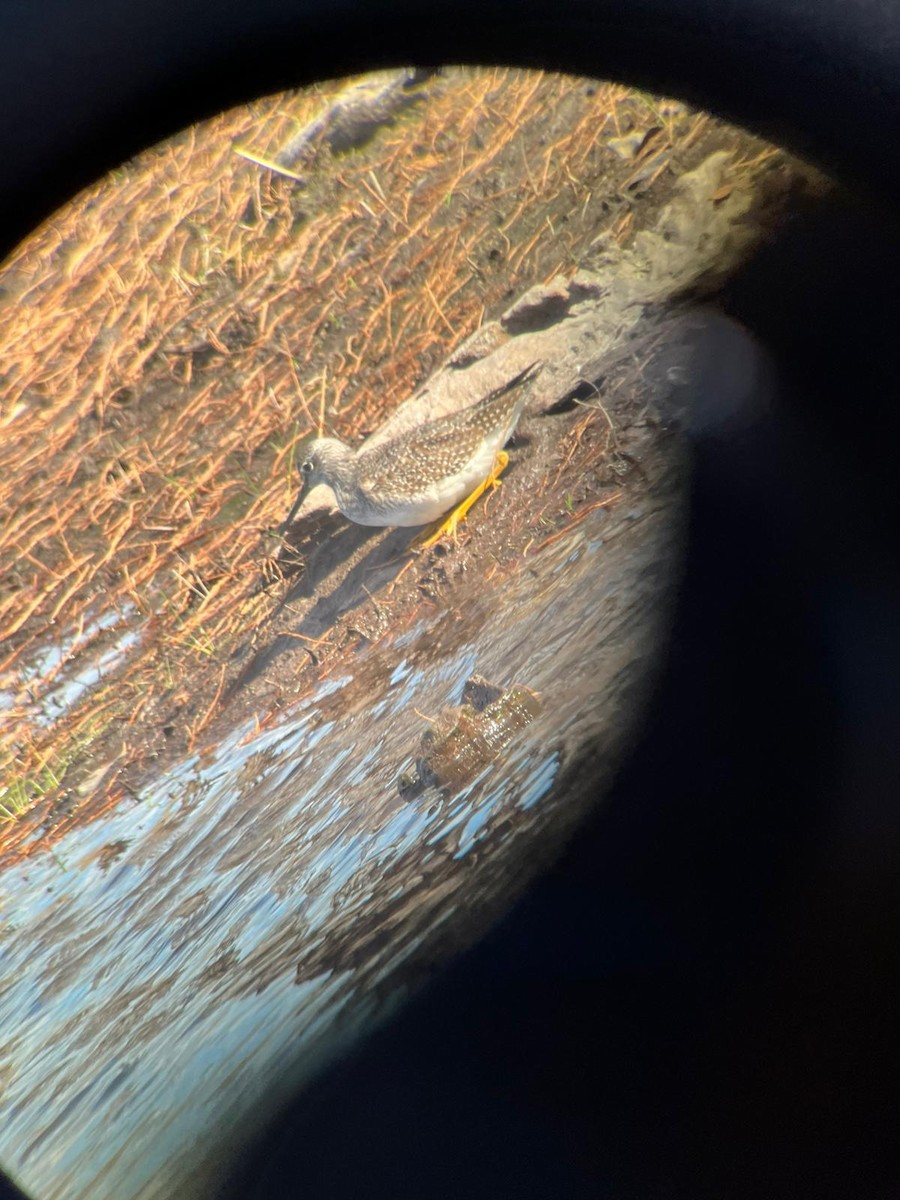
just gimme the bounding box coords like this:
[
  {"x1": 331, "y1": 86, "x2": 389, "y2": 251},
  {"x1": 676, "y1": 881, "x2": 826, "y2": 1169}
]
[{"x1": 415, "y1": 451, "x2": 509, "y2": 549}]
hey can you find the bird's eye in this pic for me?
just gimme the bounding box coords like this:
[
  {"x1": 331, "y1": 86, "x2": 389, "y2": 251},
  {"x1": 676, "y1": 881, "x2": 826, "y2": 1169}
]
[{"x1": 300, "y1": 460, "x2": 314, "y2": 475}]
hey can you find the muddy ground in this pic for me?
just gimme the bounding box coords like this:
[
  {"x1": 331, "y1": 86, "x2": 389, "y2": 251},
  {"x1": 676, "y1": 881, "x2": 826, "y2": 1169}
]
[{"x1": 0, "y1": 67, "x2": 823, "y2": 862}]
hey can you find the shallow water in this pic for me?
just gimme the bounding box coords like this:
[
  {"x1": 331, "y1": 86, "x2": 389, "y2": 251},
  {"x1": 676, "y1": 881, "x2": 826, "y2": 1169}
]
[
  {"x1": 0, "y1": 470, "x2": 681, "y2": 1200},
  {"x1": 0, "y1": 604, "x2": 144, "y2": 734}
]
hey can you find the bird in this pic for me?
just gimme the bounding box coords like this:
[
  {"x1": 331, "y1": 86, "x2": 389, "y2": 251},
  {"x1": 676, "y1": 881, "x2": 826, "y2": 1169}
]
[{"x1": 282, "y1": 361, "x2": 542, "y2": 547}]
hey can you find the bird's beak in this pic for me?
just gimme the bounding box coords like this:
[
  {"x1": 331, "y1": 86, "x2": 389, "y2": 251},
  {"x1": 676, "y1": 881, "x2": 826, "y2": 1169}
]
[{"x1": 280, "y1": 476, "x2": 310, "y2": 535}]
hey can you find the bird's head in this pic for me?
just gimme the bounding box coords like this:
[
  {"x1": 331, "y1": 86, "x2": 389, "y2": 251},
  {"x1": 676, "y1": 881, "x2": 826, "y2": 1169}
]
[
  {"x1": 296, "y1": 437, "x2": 350, "y2": 491},
  {"x1": 282, "y1": 437, "x2": 352, "y2": 530}
]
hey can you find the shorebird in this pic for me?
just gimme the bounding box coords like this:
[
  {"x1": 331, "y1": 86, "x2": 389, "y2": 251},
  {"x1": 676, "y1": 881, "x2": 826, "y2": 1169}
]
[{"x1": 283, "y1": 361, "x2": 542, "y2": 547}]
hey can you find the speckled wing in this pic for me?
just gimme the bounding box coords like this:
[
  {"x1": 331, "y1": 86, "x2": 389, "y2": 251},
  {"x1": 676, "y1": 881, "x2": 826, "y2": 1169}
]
[
  {"x1": 353, "y1": 360, "x2": 541, "y2": 499},
  {"x1": 355, "y1": 419, "x2": 482, "y2": 497}
]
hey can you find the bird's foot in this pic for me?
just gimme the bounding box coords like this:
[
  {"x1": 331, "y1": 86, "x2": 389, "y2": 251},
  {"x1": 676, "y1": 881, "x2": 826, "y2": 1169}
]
[{"x1": 414, "y1": 450, "x2": 509, "y2": 550}]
